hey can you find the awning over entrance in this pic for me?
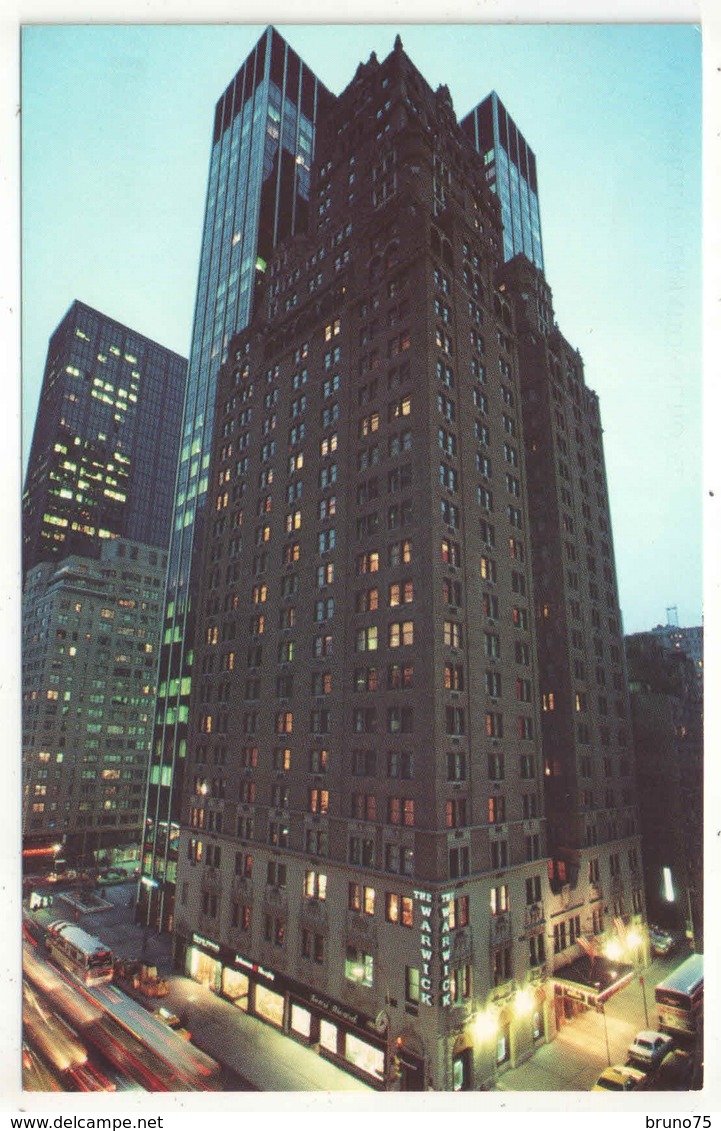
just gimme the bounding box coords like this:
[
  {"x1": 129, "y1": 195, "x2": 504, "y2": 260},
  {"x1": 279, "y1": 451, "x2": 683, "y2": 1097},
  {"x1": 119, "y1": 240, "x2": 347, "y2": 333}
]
[{"x1": 551, "y1": 954, "x2": 635, "y2": 1007}]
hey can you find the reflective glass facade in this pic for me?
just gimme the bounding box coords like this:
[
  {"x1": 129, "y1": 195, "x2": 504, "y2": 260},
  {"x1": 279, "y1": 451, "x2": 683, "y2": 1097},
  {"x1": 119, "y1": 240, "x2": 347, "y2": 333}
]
[
  {"x1": 141, "y1": 27, "x2": 332, "y2": 928},
  {"x1": 22, "y1": 300, "x2": 186, "y2": 575},
  {"x1": 461, "y1": 92, "x2": 544, "y2": 271}
]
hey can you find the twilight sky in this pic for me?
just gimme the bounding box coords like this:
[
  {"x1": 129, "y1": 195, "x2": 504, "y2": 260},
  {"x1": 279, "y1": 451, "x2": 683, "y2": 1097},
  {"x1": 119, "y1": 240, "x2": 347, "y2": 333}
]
[{"x1": 20, "y1": 22, "x2": 702, "y2": 635}]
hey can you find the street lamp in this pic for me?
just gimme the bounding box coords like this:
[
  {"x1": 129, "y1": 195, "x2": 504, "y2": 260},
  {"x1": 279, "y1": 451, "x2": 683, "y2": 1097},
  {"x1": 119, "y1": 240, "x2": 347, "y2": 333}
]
[
  {"x1": 594, "y1": 980, "x2": 613, "y2": 1067},
  {"x1": 624, "y1": 927, "x2": 649, "y2": 1026},
  {"x1": 639, "y1": 973, "x2": 649, "y2": 1028},
  {"x1": 473, "y1": 1007, "x2": 499, "y2": 1087},
  {"x1": 514, "y1": 986, "x2": 534, "y2": 1019},
  {"x1": 601, "y1": 1002, "x2": 611, "y2": 1066},
  {"x1": 626, "y1": 927, "x2": 642, "y2": 953},
  {"x1": 625, "y1": 927, "x2": 643, "y2": 969},
  {"x1": 473, "y1": 1007, "x2": 498, "y2": 1042}
]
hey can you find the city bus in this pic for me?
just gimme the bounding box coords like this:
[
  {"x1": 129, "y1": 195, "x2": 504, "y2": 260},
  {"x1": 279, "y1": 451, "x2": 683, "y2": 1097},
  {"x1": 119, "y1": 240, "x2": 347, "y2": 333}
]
[
  {"x1": 45, "y1": 920, "x2": 114, "y2": 986},
  {"x1": 655, "y1": 953, "x2": 703, "y2": 1037},
  {"x1": 90, "y1": 983, "x2": 222, "y2": 1090}
]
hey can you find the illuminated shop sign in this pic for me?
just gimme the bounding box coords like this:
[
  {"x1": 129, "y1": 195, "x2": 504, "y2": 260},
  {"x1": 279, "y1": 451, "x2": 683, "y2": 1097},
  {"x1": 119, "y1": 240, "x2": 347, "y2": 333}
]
[
  {"x1": 415, "y1": 889, "x2": 434, "y2": 1005},
  {"x1": 192, "y1": 932, "x2": 220, "y2": 953},
  {"x1": 234, "y1": 953, "x2": 275, "y2": 981},
  {"x1": 309, "y1": 992, "x2": 360, "y2": 1027}
]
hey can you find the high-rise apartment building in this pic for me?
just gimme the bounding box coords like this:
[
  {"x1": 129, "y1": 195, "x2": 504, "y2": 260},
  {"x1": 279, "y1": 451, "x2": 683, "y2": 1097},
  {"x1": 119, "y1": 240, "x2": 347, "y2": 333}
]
[
  {"x1": 22, "y1": 539, "x2": 167, "y2": 856},
  {"x1": 22, "y1": 300, "x2": 186, "y2": 575},
  {"x1": 461, "y1": 92, "x2": 544, "y2": 271},
  {"x1": 140, "y1": 29, "x2": 332, "y2": 929},
  {"x1": 165, "y1": 36, "x2": 642, "y2": 1092}
]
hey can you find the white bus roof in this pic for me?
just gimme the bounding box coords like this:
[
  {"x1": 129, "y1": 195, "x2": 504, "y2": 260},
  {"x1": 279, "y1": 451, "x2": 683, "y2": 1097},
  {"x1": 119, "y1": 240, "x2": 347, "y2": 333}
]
[
  {"x1": 656, "y1": 953, "x2": 704, "y2": 994},
  {"x1": 47, "y1": 919, "x2": 111, "y2": 955}
]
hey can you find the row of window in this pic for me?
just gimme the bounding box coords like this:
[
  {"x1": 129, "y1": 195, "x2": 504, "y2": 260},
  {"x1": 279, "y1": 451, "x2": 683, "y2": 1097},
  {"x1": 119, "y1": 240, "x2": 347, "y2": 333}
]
[
  {"x1": 355, "y1": 620, "x2": 414, "y2": 651},
  {"x1": 211, "y1": 843, "x2": 549, "y2": 930},
  {"x1": 191, "y1": 744, "x2": 537, "y2": 803}
]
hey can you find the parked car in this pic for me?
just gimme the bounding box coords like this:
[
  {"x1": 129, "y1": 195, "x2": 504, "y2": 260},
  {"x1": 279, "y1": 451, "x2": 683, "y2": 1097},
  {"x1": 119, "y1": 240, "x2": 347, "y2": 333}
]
[
  {"x1": 153, "y1": 1006, "x2": 182, "y2": 1028},
  {"x1": 655, "y1": 1048, "x2": 693, "y2": 1091},
  {"x1": 593, "y1": 1065, "x2": 648, "y2": 1091},
  {"x1": 628, "y1": 1030, "x2": 674, "y2": 1069},
  {"x1": 649, "y1": 926, "x2": 675, "y2": 956},
  {"x1": 115, "y1": 956, "x2": 141, "y2": 979}
]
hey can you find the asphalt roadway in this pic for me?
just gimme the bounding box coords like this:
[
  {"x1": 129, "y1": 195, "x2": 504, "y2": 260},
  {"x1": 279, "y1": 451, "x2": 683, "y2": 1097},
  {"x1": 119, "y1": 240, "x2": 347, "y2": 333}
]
[
  {"x1": 24, "y1": 874, "x2": 702, "y2": 1096},
  {"x1": 25, "y1": 875, "x2": 372, "y2": 1093}
]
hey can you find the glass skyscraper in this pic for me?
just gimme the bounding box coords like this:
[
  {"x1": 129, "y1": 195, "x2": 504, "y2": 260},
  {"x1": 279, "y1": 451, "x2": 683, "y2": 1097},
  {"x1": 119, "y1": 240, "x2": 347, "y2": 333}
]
[
  {"x1": 140, "y1": 27, "x2": 332, "y2": 929},
  {"x1": 461, "y1": 91, "x2": 544, "y2": 271},
  {"x1": 22, "y1": 299, "x2": 186, "y2": 575}
]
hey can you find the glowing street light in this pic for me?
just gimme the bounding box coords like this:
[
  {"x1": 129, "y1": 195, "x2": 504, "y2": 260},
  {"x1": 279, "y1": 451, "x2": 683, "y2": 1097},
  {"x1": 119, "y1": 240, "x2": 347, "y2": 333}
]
[
  {"x1": 514, "y1": 987, "x2": 534, "y2": 1018},
  {"x1": 473, "y1": 1008, "x2": 498, "y2": 1042},
  {"x1": 626, "y1": 928, "x2": 642, "y2": 953},
  {"x1": 604, "y1": 938, "x2": 623, "y2": 961}
]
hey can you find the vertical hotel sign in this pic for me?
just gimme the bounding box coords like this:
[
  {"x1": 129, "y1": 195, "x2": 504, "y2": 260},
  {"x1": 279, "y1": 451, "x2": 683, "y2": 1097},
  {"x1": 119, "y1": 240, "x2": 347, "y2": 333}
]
[{"x1": 414, "y1": 890, "x2": 454, "y2": 1007}]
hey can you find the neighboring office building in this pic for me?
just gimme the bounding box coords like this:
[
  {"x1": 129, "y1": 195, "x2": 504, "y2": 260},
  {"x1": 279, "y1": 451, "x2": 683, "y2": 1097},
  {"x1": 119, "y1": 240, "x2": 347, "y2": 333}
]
[
  {"x1": 22, "y1": 299, "x2": 186, "y2": 575},
  {"x1": 170, "y1": 38, "x2": 641, "y2": 1092},
  {"x1": 461, "y1": 92, "x2": 544, "y2": 272},
  {"x1": 650, "y1": 621, "x2": 703, "y2": 694},
  {"x1": 626, "y1": 632, "x2": 703, "y2": 950},
  {"x1": 22, "y1": 540, "x2": 167, "y2": 860},
  {"x1": 140, "y1": 28, "x2": 333, "y2": 929}
]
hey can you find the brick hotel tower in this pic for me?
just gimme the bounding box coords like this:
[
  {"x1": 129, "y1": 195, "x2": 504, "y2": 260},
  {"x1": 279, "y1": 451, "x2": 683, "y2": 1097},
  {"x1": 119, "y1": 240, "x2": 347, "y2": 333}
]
[
  {"x1": 172, "y1": 38, "x2": 555, "y2": 1091},
  {"x1": 149, "y1": 32, "x2": 645, "y2": 1092},
  {"x1": 499, "y1": 255, "x2": 645, "y2": 973}
]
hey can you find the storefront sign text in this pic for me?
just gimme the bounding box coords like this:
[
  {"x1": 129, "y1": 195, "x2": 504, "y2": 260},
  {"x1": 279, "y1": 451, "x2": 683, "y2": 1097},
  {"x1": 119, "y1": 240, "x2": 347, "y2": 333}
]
[
  {"x1": 309, "y1": 992, "x2": 360, "y2": 1027},
  {"x1": 413, "y1": 889, "x2": 456, "y2": 1008},
  {"x1": 192, "y1": 932, "x2": 220, "y2": 953},
  {"x1": 234, "y1": 953, "x2": 275, "y2": 981}
]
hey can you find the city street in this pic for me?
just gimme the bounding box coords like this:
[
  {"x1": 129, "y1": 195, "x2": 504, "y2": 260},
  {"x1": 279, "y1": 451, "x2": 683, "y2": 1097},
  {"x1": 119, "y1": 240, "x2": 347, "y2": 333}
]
[
  {"x1": 25, "y1": 875, "x2": 372, "y2": 1093},
  {"x1": 25, "y1": 875, "x2": 700, "y2": 1095},
  {"x1": 493, "y1": 950, "x2": 702, "y2": 1092}
]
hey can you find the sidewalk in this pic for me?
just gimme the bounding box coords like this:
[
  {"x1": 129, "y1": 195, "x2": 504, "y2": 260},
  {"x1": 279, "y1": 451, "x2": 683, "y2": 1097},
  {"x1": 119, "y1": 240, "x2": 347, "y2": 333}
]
[
  {"x1": 493, "y1": 950, "x2": 696, "y2": 1092},
  {"x1": 28, "y1": 883, "x2": 697, "y2": 1095},
  {"x1": 29, "y1": 881, "x2": 373, "y2": 1093},
  {"x1": 158, "y1": 970, "x2": 373, "y2": 1092},
  {"x1": 492, "y1": 1007, "x2": 640, "y2": 1091}
]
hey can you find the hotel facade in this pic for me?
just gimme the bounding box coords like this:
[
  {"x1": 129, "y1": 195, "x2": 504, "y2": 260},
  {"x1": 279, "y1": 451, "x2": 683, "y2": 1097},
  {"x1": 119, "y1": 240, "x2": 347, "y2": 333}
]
[{"x1": 165, "y1": 37, "x2": 645, "y2": 1090}]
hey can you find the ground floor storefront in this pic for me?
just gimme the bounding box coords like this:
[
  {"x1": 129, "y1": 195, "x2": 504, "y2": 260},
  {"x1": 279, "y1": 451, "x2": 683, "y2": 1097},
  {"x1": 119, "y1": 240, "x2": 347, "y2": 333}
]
[
  {"x1": 182, "y1": 932, "x2": 404, "y2": 1089},
  {"x1": 180, "y1": 932, "x2": 553, "y2": 1091}
]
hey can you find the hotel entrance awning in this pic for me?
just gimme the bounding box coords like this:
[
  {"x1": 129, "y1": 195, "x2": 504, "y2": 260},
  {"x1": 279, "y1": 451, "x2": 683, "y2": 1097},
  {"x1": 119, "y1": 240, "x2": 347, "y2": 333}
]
[{"x1": 551, "y1": 954, "x2": 635, "y2": 1007}]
